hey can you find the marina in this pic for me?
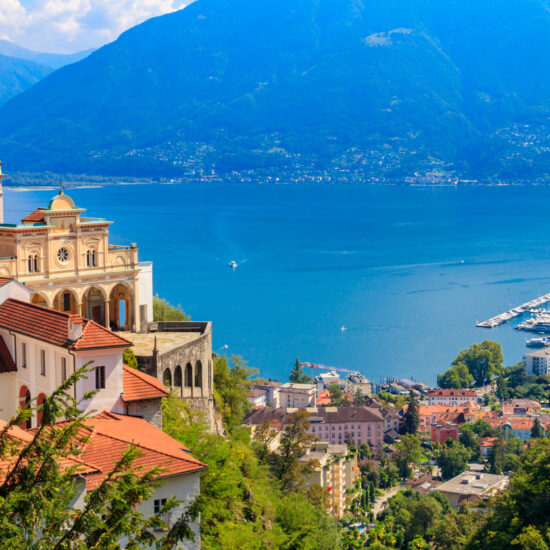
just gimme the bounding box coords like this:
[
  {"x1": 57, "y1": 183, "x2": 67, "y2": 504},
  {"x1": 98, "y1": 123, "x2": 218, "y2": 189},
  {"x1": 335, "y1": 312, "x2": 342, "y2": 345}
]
[{"x1": 476, "y1": 293, "x2": 550, "y2": 329}]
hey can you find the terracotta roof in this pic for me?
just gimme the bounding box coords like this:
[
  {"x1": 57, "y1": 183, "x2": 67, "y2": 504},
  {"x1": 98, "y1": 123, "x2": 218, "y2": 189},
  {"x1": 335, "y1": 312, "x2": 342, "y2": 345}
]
[
  {"x1": 244, "y1": 405, "x2": 384, "y2": 426},
  {"x1": 21, "y1": 207, "x2": 46, "y2": 223},
  {"x1": 428, "y1": 389, "x2": 477, "y2": 397},
  {"x1": 0, "y1": 419, "x2": 99, "y2": 483},
  {"x1": 0, "y1": 277, "x2": 12, "y2": 286},
  {"x1": 122, "y1": 365, "x2": 169, "y2": 402},
  {"x1": 0, "y1": 299, "x2": 132, "y2": 350},
  {"x1": 248, "y1": 389, "x2": 267, "y2": 398},
  {"x1": 0, "y1": 335, "x2": 16, "y2": 372},
  {"x1": 77, "y1": 412, "x2": 206, "y2": 490}
]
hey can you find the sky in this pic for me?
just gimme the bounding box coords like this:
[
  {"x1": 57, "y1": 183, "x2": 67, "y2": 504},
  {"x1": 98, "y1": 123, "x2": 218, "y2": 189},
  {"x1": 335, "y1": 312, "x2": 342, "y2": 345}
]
[{"x1": 0, "y1": 0, "x2": 192, "y2": 54}]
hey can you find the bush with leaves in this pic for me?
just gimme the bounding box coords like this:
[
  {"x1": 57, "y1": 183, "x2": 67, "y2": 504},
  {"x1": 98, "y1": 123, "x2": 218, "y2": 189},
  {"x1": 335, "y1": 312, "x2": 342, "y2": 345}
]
[
  {"x1": 213, "y1": 354, "x2": 257, "y2": 432},
  {"x1": 163, "y1": 395, "x2": 341, "y2": 549},
  {"x1": 153, "y1": 295, "x2": 189, "y2": 322}
]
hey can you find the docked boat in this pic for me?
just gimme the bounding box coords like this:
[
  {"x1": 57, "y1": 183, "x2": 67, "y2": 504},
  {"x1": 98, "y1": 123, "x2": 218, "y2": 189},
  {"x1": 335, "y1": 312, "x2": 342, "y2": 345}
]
[{"x1": 526, "y1": 337, "x2": 550, "y2": 347}]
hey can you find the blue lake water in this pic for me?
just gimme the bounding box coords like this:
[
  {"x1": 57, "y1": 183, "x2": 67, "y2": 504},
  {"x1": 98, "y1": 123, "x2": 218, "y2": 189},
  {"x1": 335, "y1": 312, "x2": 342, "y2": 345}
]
[{"x1": 7, "y1": 183, "x2": 550, "y2": 385}]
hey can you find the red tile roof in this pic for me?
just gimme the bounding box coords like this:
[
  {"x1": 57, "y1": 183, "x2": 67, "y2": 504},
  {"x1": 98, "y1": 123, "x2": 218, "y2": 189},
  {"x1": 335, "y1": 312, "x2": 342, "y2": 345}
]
[
  {"x1": 0, "y1": 419, "x2": 99, "y2": 483},
  {"x1": 21, "y1": 207, "x2": 46, "y2": 223},
  {"x1": 428, "y1": 389, "x2": 477, "y2": 397},
  {"x1": 122, "y1": 364, "x2": 169, "y2": 401},
  {"x1": 0, "y1": 335, "x2": 16, "y2": 372},
  {"x1": 0, "y1": 299, "x2": 132, "y2": 350},
  {"x1": 0, "y1": 277, "x2": 12, "y2": 286},
  {"x1": 78, "y1": 412, "x2": 206, "y2": 490}
]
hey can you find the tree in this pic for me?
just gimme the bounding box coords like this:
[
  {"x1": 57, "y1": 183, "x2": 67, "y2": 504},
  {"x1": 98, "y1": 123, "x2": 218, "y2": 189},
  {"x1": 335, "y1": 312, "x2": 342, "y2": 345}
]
[
  {"x1": 438, "y1": 362, "x2": 474, "y2": 389},
  {"x1": 403, "y1": 392, "x2": 420, "y2": 435},
  {"x1": 123, "y1": 347, "x2": 138, "y2": 369},
  {"x1": 152, "y1": 295, "x2": 189, "y2": 321},
  {"x1": 395, "y1": 434, "x2": 423, "y2": 479},
  {"x1": 468, "y1": 440, "x2": 550, "y2": 550},
  {"x1": 0, "y1": 364, "x2": 197, "y2": 548},
  {"x1": 495, "y1": 376, "x2": 509, "y2": 400},
  {"x1": 251, "y1": 420, "x2": 279, "y2": 464},
  {"x1": 272, "y1": 410, "x2": 316, "y2": 492},
  {"x1": 289, "y1": 357, "x2": 312, "y2": 384},
  {"x1": 328, "y1": 382, "x2": 352, "y2": 406},
  {"x1": 452, "y1": 341, "x2": 503, "y2": 387},
  {"x1": 437, "y1": 442, "x2": 469, "y2": 480},
  {"x1": 511, "y1": 526, "x2": 549, "y2": 550},
  {"x1": 163, "y1": 395, "x2": 340, "y2": 549},
  {"x1": 487, "y1": 438, "x2": 505, "y2": 474},
  {"x1": 213, "y1": 354, "x2": 257, "y2": 432},
  {"x1": 352, "y1": 388, "x2": 366, "y2": 406},
  {"x1": 358, "y1": 442, "x2": 371, "y2": 460},
  {"x1": 531, "y1": 418, "x2": 545, "y2": 439},
  {"x1": 469, "y1": 418, "x2": 495, "y2": 438},
  {"x1": 459, "y1": 426, "x2": 480, "y2": 460},
  {"x1": 433, "y1": 509, "x2": 480, "y2": 550}
]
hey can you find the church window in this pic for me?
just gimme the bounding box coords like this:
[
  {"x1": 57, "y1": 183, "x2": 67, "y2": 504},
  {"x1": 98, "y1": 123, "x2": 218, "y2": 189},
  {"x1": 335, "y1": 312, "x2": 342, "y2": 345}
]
[
  {"x1": 57, "y1": 247, "x2": 69, "y2": 264},
  {"x1": 28, "y1": 254, "x2": 39, "y2": 273},
  {"x1": 87, "y1": 249, "x2": 96, "y2": 267}
]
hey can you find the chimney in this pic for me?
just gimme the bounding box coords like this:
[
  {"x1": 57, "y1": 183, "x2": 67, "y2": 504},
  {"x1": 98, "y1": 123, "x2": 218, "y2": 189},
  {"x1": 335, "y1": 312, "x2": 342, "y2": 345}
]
[{"x1": 68, "y1": 317, "x2": 83, "y2": 342}]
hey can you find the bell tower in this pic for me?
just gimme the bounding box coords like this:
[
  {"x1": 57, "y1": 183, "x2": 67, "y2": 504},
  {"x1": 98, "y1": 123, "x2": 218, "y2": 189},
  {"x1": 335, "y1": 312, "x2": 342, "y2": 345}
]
[{"x1": 0, "y1": 162, "x2": 6, "y2": 224}]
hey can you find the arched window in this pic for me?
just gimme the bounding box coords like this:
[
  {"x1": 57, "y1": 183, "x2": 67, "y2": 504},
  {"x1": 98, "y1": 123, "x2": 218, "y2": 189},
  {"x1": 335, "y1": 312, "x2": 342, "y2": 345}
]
[
  {"x1": 163, "y1": 369, "x2": 172, "y2": 387},
  {"x1": 185, "y1": 363, "x2": 193, "y2": 387},
  {"x1": 28, "y1": 254, "x2": 39, "y2": 273},
  {"x1": 36, "y1": 393, "x2": 46, "y2": 426},
  {"x1": 19, "y1": 385, "x2": 31, "y2": 429},
  {"x1": 195, "y1": 361, "x2": 202, "y2": 388},
  {"x1": 174, "y1": 365, "x2": 182, "y2": 387},
  {"x1": 86, "y1": 249, "x2": 96, "y2": 267}
]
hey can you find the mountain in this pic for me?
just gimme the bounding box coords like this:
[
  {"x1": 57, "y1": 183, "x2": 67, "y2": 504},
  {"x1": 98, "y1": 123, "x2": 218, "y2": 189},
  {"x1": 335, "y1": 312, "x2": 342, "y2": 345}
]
[
  {"x1": 0, "y1": 40, "x2": 94, "y2": 70},
  {"x1": 1, "y1": 0, "x2": 550, "y2": 180},
  {"x1": 0, "y1": 54, "x2": 52, "y2": 106}
]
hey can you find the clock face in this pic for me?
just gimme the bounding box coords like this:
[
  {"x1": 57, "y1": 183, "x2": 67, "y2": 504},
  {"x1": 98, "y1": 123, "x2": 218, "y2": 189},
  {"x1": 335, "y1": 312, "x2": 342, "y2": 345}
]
[{"x1": 57, "y1": 247, "x2": 69, "y2": 264}]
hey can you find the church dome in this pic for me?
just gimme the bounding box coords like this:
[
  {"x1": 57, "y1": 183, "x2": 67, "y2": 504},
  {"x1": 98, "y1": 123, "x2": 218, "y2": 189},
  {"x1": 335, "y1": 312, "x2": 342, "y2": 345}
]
[{"x1": 48, "y1": 190, "x2": 77, "y2": 211}]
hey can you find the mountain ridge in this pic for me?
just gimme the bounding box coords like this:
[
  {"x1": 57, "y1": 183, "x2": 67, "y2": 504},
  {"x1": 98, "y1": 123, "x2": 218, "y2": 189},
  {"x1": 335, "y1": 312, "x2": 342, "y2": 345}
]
[{"x1": 1, "y1": 0, "x2": 550, "y2": 181}]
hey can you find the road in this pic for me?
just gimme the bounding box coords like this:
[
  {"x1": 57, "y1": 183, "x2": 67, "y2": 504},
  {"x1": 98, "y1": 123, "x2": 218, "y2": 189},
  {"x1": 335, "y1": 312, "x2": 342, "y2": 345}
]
[{"x1": 372, "y1": 484, "x2": 403, "y2": 518}]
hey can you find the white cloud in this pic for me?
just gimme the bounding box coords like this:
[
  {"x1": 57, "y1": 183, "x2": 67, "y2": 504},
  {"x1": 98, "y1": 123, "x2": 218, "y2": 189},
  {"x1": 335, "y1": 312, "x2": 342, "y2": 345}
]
[{"x1": 0, "y1": 0, "x2": 191, "y2": 53}]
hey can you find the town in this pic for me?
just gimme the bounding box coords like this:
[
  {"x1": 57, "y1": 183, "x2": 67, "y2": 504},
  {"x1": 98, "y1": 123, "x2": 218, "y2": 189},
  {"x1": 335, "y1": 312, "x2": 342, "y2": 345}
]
[{"x1": 0, "y1": 163, "x2": 548, "y2": 549}]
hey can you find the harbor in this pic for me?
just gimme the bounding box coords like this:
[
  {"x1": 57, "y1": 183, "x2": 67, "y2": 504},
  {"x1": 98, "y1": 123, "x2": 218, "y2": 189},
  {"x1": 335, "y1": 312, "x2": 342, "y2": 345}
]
[{"x1": 476, "y1": 293, "x2": 550, "y2": 328}]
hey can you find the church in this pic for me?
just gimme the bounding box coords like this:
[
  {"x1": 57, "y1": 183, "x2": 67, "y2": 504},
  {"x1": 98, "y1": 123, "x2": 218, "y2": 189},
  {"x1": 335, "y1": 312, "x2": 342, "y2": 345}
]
[{"x1": 0, "y1": 163, "x2": 152, "y2": 331}]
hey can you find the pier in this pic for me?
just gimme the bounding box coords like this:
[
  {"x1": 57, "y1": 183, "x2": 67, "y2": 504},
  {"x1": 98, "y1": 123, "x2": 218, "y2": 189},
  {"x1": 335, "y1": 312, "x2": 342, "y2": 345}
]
[{"x1": 476, "y1": 293, "x2": 550, "y2": 328}]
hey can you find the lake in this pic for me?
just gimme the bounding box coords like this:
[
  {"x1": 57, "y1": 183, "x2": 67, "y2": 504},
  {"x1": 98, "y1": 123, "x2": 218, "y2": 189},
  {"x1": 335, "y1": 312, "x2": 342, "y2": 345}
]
[{"x1": 7, "y1": 183, "x2": 550, "y2": 386}]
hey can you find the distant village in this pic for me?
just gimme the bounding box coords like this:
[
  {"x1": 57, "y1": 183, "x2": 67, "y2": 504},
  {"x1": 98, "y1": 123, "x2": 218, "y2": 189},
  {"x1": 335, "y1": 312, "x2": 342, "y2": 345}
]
[{"x1": 243, "y1": 353, "x2": 550, "y2": 528}]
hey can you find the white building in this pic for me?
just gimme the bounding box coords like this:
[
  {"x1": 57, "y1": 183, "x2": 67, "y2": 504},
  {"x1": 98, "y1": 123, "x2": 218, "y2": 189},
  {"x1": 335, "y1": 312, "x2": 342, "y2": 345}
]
[
  {"x1": 0, "y1": 279, "x2": 133, "y2": 427},
  {"x1": 248, "y1": 388, "x2": 268, "y2": 408},
  {"x1": 427, "y1": 389, "x2": 477, "y2": 406},
  {"x1": 278, "y1": 383, "x2": 316, "y2": 408},
  {"x1": 250, "y1": 380, "x2": 281, "y2": 407},
  {"x1": 523, "y1": 349, "x2": 550, "y2": 375},
  {"x1": 0, "y1": 279, "x2": 206, "y2": 547}
]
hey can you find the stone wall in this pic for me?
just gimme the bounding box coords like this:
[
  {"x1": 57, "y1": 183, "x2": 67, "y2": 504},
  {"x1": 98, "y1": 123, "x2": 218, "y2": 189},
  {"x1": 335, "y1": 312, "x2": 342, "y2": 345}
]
[
  {"x1": 126, "y1": 398, "x2": 163, "y2": 430},
  {"x1": 135, "y1": 321, "x2": 216, "y2": 431}
]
